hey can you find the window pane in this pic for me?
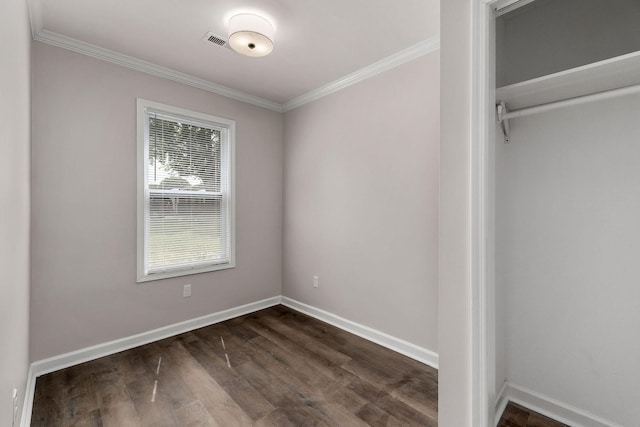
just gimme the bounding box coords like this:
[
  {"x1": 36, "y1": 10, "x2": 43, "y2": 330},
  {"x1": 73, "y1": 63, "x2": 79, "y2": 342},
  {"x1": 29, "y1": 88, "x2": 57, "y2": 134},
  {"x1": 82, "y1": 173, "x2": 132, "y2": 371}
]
[
  {"x1": 148, "y1": 116, "x2": 222, "y2": 192},
  {"x1": 148, "y1": 196, "x2": 225, "y2": 270},
  {"x1": 145, "y1": 111, "x2": 229, "y2": 274}
]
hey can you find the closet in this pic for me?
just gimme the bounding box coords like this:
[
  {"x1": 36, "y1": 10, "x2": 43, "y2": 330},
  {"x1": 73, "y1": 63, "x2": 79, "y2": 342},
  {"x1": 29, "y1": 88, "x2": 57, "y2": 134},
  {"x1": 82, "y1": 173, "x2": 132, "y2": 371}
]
[{"x1": 493, "y1": 1, "x2": 640, "y2": 426}]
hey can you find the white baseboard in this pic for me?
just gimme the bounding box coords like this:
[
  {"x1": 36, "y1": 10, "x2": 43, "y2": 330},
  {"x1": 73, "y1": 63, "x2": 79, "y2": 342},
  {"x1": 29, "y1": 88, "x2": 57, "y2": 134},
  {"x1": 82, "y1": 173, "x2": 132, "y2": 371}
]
[
  {"x1": 21, "y1": 296, "x2": 281, "y2": 426},
  {"x1": 494, "y1": 382, "x2": 622, "y2": 427},
  {"x1": 23, "y1": 295, "x2": 438, "y2": 426},
  {"x1": 19, "y1": 365, "x2": 36, "y2": 427},
  {"x1": 494, "y1": 381, "x2": 509, "y2": 426},
  {"x1": 30, "y1": 296, "x2": 281, "y2": 378},
  {"x1": 280, "y1": 296, "x2": 439, "y2": 369}
]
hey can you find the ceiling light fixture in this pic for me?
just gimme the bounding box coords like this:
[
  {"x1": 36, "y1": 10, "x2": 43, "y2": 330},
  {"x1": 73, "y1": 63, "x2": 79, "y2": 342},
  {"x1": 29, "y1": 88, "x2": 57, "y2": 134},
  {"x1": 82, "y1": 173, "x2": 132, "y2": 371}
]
[{"x1": 227, "y1": 13, "x2": 275, "y2": 58}]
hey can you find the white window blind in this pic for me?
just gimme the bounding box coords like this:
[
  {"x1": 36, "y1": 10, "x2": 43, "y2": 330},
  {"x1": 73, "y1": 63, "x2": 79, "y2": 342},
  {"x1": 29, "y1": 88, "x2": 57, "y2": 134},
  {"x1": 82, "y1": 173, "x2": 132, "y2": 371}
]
[{"x1": 137, "y1": 99, "x2": 235, "y2": 282}]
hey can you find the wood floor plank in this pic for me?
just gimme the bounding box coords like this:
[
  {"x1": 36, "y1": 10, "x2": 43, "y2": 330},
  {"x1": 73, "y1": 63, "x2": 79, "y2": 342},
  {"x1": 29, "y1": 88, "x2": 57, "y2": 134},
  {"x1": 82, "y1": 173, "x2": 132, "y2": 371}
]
[
  {"x1": 136, "y1": 341, "x2": 197, "y2": 411},
  {"x1": 190, "y1": 324, "x2": 254, "y2": 367},
  {"x1": 83, "y1": 351, "x2": 145, "y2": 389},
  {"x1": 389, "y1": 372, "x2": 439, "y2": 420},
  {"x1": 229, "y1": 332, "x2": 338, "y2": 406},
  {"x1": 314, "y1": 402, "x2": 372, "y2": 427},
  {"x1": 237, "y1": 333, "x2": 343, "y2": 410},
  {"x1": 98, "y1": 400, "x2": 140, "y2": 427},
  {"x1": 346, "y1": 373, "x2": 437, "y2": 426},
  {"x1": 91, "y1": 354, "x2": 144, "y2": 427},
  {"x1": 246, "y1": 334, "x2": 341, "y2": 396},
  {"x1": 279, "y1": 308, "x2": 430, "y2": 374},
  {"x1": 243, "y1": 315, "x2": 359, "y2": 387},
  {"x1": 30, "y1": 382, "x2": 62, "y2": 426},
  {"x1": 233, "y1": 360, "x2": 296, "y2": 407},
  {"x1": 125, "y1": 377, "x2": 179, "y2": 427},
  {"x1": 161, "y1": 339, "x2": 256, "y2": 426},
  {"x1": 174, "y1": 401, "x2": 221, "y2": 427},
  {"x1": 374, "y1": 394, "x2": 437, "y2": 426},
  {"x1": 235, "y1": 350, "x2": 373, "y2": 427},
  {"x1": 71, "y1": 408, "x2": 104, "y2": 427},
  {"x1": 254, "y1": 406, "x2": 330, "y2": 427},
  {"x1": 498, "y1": 402, "x2": 568, "y2": 427},
  {"x1": 60, "y1": 391, "x2": 100, "y2": 422},
  {"x1": 31, "y1": 305, "x2": 439, "y2": 426},
  {"x1": 234, "y1": 337, "x2": 351, "y2": 415},
  {"x1": 356, "y1": 402, "x2": 408, "y2": 427},
  {"x1": 256, "y1": 314, "x2": 352, "y2": 366},
  {"x1": 266, "y1": 306, "x2": 437, "y2": 397},
  {"x1": 178, "y1": 337, "x2": 275, "y2": 421}
]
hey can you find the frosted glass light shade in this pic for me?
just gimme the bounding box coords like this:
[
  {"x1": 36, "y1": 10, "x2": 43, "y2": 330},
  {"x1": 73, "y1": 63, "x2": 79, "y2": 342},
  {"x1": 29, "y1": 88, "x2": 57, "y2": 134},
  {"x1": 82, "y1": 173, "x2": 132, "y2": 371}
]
[{"x1": 228, "y1": 13, "x2": 274, "y2": 57}]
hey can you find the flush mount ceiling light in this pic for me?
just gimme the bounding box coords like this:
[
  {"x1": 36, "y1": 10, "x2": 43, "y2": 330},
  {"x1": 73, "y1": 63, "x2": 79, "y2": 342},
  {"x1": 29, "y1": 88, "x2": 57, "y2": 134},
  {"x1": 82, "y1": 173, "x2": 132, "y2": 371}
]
[{"x1": 227, "y1": 13, "x2": 275, "y2": 57}]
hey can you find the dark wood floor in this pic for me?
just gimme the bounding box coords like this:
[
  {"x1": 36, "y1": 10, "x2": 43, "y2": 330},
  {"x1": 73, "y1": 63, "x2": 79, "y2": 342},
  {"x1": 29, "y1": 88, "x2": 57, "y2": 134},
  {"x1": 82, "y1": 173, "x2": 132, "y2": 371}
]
[
  {"x1": 32, "y1": 305, "x2": 438, "y2": 426},
  {"x1": 498, "y1": 402, "x2": 568, "y2": 427}
]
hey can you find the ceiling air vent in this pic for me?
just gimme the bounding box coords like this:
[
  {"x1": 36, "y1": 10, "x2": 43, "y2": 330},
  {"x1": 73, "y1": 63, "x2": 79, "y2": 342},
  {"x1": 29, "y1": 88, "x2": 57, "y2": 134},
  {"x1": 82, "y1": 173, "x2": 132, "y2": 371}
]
[{"x1": 203, "y1": 32, "x2": 231, "y2": 50}]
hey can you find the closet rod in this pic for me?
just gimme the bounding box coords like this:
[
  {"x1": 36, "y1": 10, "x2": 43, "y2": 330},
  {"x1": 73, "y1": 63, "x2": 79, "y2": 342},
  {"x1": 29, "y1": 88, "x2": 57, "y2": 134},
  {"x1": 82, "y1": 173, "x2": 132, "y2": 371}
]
[
  {"x1": 501, "y1": 82, "x2": 640, "y2": 121},
  {"x1": 494, "y1": 0, "x2": 537, "y2": 17}
]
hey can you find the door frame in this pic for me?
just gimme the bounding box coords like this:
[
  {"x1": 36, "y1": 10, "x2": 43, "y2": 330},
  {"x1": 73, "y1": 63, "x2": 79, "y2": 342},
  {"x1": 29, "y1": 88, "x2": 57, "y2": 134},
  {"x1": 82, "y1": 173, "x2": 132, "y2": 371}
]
[{"x1": 470, "y1": 0, "x2": 498, "y2": 425}]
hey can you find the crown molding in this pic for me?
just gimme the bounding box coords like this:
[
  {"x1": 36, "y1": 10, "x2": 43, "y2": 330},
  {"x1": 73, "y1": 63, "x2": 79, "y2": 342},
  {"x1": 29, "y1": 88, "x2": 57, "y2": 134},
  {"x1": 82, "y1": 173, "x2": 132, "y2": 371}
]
[
  {"x1": 28, "y1": 0, "x2": 440, "y2": 114},
  {"x1": 32, "y1": 29, "x2": 284, "y2": 112},
  {"x1": 27, "y1": 0, "x2": 42, "y2": 38},
  {"x1": 282, "y1": 35, "x2": 441, "y2": 112}
]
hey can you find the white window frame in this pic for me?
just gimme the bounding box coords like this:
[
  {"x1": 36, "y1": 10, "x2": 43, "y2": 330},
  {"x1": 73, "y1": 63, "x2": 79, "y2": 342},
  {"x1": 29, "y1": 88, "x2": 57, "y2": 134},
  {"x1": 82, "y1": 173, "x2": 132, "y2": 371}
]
[{"x1": 136, "y1": 99, "x2": 236, "y2": 282}]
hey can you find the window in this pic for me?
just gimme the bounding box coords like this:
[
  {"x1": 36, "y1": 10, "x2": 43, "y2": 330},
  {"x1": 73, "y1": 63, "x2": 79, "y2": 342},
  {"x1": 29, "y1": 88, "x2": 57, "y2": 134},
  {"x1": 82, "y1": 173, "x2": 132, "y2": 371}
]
[{"x1": 137, "y1": 99, "x2": 235, "y2": 282}]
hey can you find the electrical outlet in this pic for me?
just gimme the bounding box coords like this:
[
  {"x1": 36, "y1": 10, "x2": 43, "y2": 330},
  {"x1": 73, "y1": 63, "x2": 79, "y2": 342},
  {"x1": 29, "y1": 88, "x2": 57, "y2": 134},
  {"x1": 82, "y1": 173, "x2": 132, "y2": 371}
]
[
  {"x1": 313, "y1": 275, "x2": 319, "y2": 288},
  {"x1": 183, "y1": 284, "x2": 192, "y2": 297}
]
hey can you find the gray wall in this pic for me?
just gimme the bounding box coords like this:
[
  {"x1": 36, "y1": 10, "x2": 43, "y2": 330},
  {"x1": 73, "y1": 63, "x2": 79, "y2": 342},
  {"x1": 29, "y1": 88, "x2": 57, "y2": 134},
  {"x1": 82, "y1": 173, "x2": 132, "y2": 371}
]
[
  {"x1": 497, "y1": 0, "x2": 640, "y2": 87},
  {"x1": 495, "y1": 1, "x2": 640, "y2": 424},
  {"x1": 282, "y1": 53, "x2": 440, "y2": 352},
  {"x1": 0, "y1": 0, "x2": 31, "y2": 423},
  {"x1": 439, "y1": 0, "x2": 474, "y2": 424},
  {"x1": 30, "y1": 43, "x2": 283, "y2": 361},
  {"x1": 496, "y1": 95, "x2": 640, "y2": 425}
]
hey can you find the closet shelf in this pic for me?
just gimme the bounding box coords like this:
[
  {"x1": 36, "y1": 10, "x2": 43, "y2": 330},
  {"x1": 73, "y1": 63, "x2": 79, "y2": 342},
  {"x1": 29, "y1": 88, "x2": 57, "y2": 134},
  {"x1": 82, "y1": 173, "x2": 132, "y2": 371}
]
[{"x1": 496, "y1": 50, "x2": 640, "y2": 111}]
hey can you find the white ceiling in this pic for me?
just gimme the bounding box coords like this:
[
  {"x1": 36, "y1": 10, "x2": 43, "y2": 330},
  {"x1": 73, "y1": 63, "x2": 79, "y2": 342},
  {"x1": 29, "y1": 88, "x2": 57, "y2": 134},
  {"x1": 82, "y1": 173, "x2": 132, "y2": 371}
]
[{"x1": 29, "y1": 0, "x2": 440, "y2": 108}]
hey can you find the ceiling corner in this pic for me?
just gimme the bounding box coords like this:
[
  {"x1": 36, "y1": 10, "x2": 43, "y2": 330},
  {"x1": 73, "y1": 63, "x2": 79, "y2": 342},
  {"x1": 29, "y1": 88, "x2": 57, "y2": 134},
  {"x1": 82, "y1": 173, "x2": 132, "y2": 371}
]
[
  {"x1": 282, "y1": 33, "x2": 441, "y2": 112},
  {"x1": 27, "y1": 0, "x2": 43, "y2": 38}
]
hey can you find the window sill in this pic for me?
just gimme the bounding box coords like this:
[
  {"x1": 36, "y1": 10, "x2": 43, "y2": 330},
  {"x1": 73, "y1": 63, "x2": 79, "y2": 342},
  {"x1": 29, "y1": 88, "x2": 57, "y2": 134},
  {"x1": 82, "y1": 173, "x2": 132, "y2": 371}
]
[{"x1": 136, "y1": 261, "x2": 236, "y2": 283}]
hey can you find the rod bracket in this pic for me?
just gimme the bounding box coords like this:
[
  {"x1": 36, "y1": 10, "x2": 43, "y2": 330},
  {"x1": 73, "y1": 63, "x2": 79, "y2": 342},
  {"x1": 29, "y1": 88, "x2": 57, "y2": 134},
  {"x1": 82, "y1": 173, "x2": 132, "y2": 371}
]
[{"x1": 496, "y1": 101, "x2": 510, "y2": 143}]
